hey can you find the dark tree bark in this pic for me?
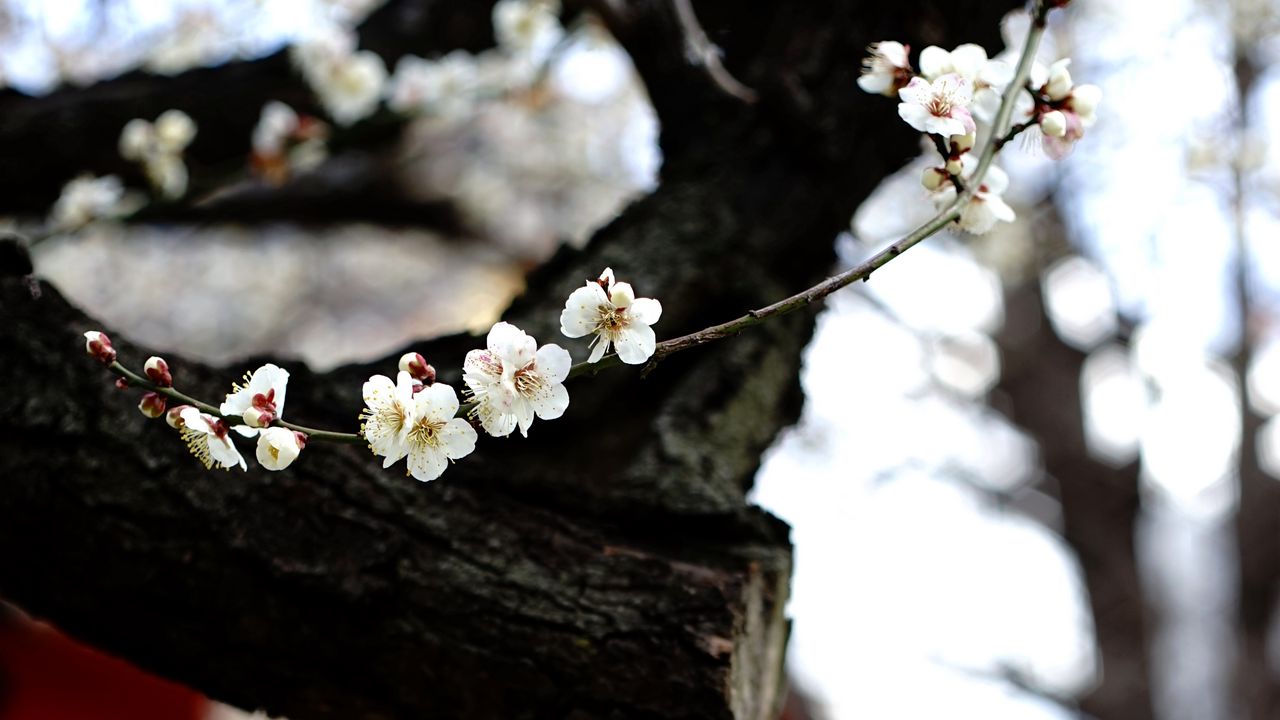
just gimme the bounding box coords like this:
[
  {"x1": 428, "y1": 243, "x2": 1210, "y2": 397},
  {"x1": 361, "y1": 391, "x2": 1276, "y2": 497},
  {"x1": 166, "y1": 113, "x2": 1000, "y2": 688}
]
[
  {"x1": 995, "y1": 276, "x2": 1154, "y2": 720},
  {"x1": 0, "y1": 0, "x2": 1018, "y2": 717}
]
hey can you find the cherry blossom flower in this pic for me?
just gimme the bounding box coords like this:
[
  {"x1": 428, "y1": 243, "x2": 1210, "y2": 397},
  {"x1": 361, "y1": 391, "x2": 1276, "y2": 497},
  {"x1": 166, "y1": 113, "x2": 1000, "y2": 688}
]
[
  {"x1": 463, "y1": 322, "x2": 571, "y2": 438},
  {"x1": 220, "y1": 364, "x2": 289, "y2": 431},
  {"x1": 401, "y1": 383, "x2": 478, "y2": 481},
  {"x1": 118, "y1": 111, "x2": 196, "y2": 199},
  {"x1": 560, "y1": 267, "x2": 663, "y2": 364},
  {"x1": 252, "y1": 102, "x2": 300, "y2": 156},
  {"x1": 256, "y1": 427, "x2": 306, "y2": 471},
  {"x1": 178, "y1": 407, "x2": 247, "y2": 471},
  {"x1": 897, "y1": 74, "x2": 976, "y2": 137},
  {"x1": 360, "y1": 370, "x2": 417, "y2": 464},
  {"x1": 856, "y1": 41, "x2": 911, "y2": 97}
]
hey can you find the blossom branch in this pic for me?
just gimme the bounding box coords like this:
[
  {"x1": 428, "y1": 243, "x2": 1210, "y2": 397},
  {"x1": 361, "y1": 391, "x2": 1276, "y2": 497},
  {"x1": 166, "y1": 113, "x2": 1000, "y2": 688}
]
[
  {"x1": 569, "y1": 0, "x2": 1056, "y2": 379},
  {"x1": 108, "y1": 361, "x2": 364, "y2": 446}
]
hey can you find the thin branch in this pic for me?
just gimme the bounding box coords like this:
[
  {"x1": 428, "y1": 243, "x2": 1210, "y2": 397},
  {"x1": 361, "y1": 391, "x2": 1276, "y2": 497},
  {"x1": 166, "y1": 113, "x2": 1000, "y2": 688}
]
[
  {"x1": 109, "y1": 361, "x2": 364, "y2": 445},
  {"x1": 670, "y1": 0, "x2": 759, "y2": 104}
]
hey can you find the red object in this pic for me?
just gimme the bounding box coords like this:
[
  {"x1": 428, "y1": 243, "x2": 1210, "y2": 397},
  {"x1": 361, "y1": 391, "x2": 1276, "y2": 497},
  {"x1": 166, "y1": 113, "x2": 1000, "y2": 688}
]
[{"x1": 0, "y1": 616, "x2": 206, "y2": 720}]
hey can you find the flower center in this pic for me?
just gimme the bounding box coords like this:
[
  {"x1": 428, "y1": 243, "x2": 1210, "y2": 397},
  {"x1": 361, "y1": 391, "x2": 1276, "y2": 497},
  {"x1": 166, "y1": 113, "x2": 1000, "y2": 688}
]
[
  {"x1": 513, "y1": 364, "x2": 545, "y2": 398},
  {"x1": 927, "y1": 95, "x2": 954, "y2": 118},
  {"x1": 408, "y1": 416, "x2": 445, "y2": 448},
  {"x1": 596, "y1": 306, "x2": 627, "y2": 336}
]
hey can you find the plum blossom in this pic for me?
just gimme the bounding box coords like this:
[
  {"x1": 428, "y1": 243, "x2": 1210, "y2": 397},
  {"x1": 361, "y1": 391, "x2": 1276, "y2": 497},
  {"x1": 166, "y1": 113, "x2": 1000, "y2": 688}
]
[
  {"x1": 83, "y1": 331, "x2": 117, "y2": 365},
  {"x1": 560, "y1": 267, "x2": 662, "y2": 364},
  {"x1": 52, "y1": 175, "x2": 133, "y2": 230},
  {"x1": 293, "y1": 28, "x2": 388, "y2": 126},
  {"x1": 252, "y1": 101, "x2": 301, "y2": 156},
  {"x1": 256, "y1": 427, "x2": 306, "y2": 471},
  {"x1": 220, "y1": 363, "x2": 289, "y2": 431},
  {"x1": 1040, "y1": 81, "x2": 1101, "y2": 159},
  {"x1": 360, "y1": 371, "x2": 417, "y2": 462},
  {"x1": 138, "y1": 392, "x2": 167, "y2": 418},
  {"x1": 118, "y1": 110, "x2": 197, "y2": 199},
  {"x1": 917, "y1": 43, "x2": 1011, "y2": 120},
  {"x1": 932, "y1": 159, "x2": 1016, "y2": 235},
  {"x1": 402, "y1": 383, "x2": 478, "y2": 481},
  {"x1": 178, "y1": 407, "x2": 247, "y2": 471},
  {"x1": 897, "y1": 74, "x2": 976, "y2": 137},
  {"x1": 359, "y1": 373, "x2": 476, "y2": 480},
  {"x1": 463, "y1": 322, "x2": 570, "y2": 438},
  {"x1": 492, "y1": 0, "x2": 564, "y2": 65},
  {"x1": 856, "y1": 41, "x2": 911, "y2": 97},
  {"x1": 386, "y1": 53, "x2": 480, "y2": 119}
]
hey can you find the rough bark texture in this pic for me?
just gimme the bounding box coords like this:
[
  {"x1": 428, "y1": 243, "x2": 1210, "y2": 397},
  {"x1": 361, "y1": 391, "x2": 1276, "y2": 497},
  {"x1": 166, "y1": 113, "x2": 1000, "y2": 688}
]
[
  {"x1": 0, "y1": 0, "x2": 1017, "y2": 717},
  {"x1": 995, "y1": 279, "x2": 1154, "y2": 720}
]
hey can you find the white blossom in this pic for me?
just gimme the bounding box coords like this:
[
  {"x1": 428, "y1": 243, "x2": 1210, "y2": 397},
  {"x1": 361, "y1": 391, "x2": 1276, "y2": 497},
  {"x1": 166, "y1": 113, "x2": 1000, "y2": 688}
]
[
  {"x1": 117, "y1": 111, "x2": 196, "y2": 199},
  {"x1": 221, "y1": 363, "x2": 290, "y2": 432},
  {"x1": 360, "y1": 371, "x2": 416, "y2": 464},
  {"x1": 50, "y1": 175, "x2": 132, "y2": 230},
  {"x1": 492, "y1": 0, "x2": 564, "y2": 65},
  {"x1": 179, "y1": 407, "x2": 247, "y2": 471},
  {"x1": 932, "y1": 160, "x2": 1016, "y2": 235},
  {"x1": 856, "y1": 41, "x2": 911, "y2": 97},
  {"x1": 252, "y1": 101, "x2": 300, "y2": 155},
  {"x1": 560, "y1": 267, "x2": 662, "y2": 364},
  {"x1": 463, "y1": 322, "x2": 570, "y2": 438},
  {"x1": 154, "y1": 110, "x2": 197, "y2": 154},
  {"x1": 897, "y1": 74, "x2": 976, "y2": 137},
  {"x1": 293, "y1": 28, "x2": 388, "y2": 126},
  {"x1": 401, "y1": 383, "x2": 478, "y2": 482},
  {"x1": 256, "y1": 427, "x2": 305, "y2": 471},
  {"x1": 386, "y1": 52, "x2": 479, "y2": 119},
  {"x1": 918, "y1": 43, "x2": 1011, "y2": 120}
]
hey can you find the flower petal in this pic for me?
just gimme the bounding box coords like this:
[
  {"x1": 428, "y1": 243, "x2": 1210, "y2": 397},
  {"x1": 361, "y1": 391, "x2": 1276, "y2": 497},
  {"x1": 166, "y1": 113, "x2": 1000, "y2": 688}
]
[
  {"x1": 896, "y1": 76, "x2": 931, "y2": 104},
  {"x1": 439, "y1": 418, "x2": 478, "y2": 460},
  {"x1": 628, "y1": 297, "x2": 662, "y2": 326},
  {"x1": 588, "y1": 339, "x2": 609, "y2": 364},
  {"x1": 406, "y1": 443, "x2": 448, "y2": 482},
  {"x1": 560, "y1": 284, "x2": 608, "y2": 338},
  {"x1": 530, "y1": 381, "x2": 569, "y2": 421},
  {"x1": 479, "y1": 406, "x2": 518, "y2": 437},
  {"x1": 415, "y1": 382, "x2": 460, "y2": 421},
  {"x1": 535, "y1": 344, "x2": 572, "y2": 383},
  {"x1": 615, "y1": 324, "x2": 657, "y2": 365},
  {"x1": 918, "y1": 46, "x2": 951, "y2": 79},
  {"x1": 487, "y1": 321, "x2": 536, "y2": 369},
  {"x1": 362, "y1": 374, "x2": 396, "y2": 408},
  {"x1": 513, "y1": 398, "x2": 536, "y2": 437},
  {"x1": 897, "y1": 104, "x2": 933, "y2": 133}
]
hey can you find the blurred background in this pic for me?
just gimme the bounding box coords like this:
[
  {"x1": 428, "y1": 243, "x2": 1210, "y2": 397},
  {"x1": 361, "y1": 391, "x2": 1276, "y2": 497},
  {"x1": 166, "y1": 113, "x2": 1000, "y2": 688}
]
[{"x1": 2, "y1": 0, "x2": 1280, "y2": 718}]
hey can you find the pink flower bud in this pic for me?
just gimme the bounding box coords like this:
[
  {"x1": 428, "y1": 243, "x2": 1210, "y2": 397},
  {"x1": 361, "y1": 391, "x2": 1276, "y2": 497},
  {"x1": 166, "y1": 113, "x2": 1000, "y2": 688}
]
[
  {"x1": 166, "y1": 404, "x2": 194, "y2": 429},
  {"x1": 115, "y1": 377, "x2": 130, "y2": 390},
  {"x1": 398, "y1": 352, "x2": 436, "y2": 384},
  {"x1": 84, "y1": 331, "x2": 117, "y2": 365},
  {"x1": 242, "y1": 407, "x2": 275, "y2": 428},
  {"x1": 138, "y1": 392, "x2": 167, "y2": 418},
  {"x1": 144, "y1": 356, "x2": 173, "y2": 387}
]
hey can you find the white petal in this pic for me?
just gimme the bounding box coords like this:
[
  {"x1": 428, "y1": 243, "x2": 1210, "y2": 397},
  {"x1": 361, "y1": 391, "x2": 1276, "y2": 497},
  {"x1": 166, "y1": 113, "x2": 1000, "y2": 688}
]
[
  {"x1": 463, "y1": 349, "x2": 502, "y2": 386},
  {"x1": 362, "y1": 374, "x2": 396, "y2": 408},
  {"x1": 858, "y1": 74, "x2": 892, "y2": 95},
  {"x1": 919, "y1": 46, "x2": 951, "y2": 79},
  {"x1": 406, "y1": 443, "x2": 448, "y2": 482},
  {"x1": 948, "y1": 44, "x2": 988, "y2": 80},
  {"x1": 439, "y1": 418, "x2": 478, "y2": 460},
  {"x1": 587, "y1": 339, "x2": 609, "y2": 364},
  {"x1": 979, "y1": 59, "x2": 1013, "y2": 88},
  {"x1": 530, "y1": 381, "x2": 569, "y2": 421},
  {"x1": 897, "y1": 103, "x2": 933, "y2": 133},
  {"x1": 380, "y1": 437, "x2": 409, "y2": 467},
  {"x1": 487, "y1": 321, "x2": 536, "y2": 369},
  {"x1": 560, "y1": 284, "x2": 607, "y2": 338},
  {"x1": 535, "y1": 344, "x2": 572, "y2": 383},
  {"x1": 513, "y1": 399, "x2": 536, "y2": 437},
  {"x1": 987, "y1": 195, "x2": 1017, "y2": 223},
  {"x1": 935, "y1": 73, "x2": 972, "y2": 105},
  {"x1": 233, "y1": 425, "x2": 260, "y2": 438},
  {"x1": 896, "y1": 77, "x2": 931, "y2": 104},
  {"x1": 480, "y1": 406, "x2": 518, "y2": 437},
  {"x1": 209, "y1": 436, "x2": 247, "y2": 471},
  {"x1": 983, "y1": 165, "x2": 1010, "y2": 194},
  {"x1": 628, "y1": 297, "x2": 662, "y2": 326},
  {"x1": 925, "y1": 115, "x2": 967, "y2": 137},
  {"x1": 615, "y1": 324, "x2": 657, "y2": 365},
  {"x1": 416, "y1": 382, "x2": 460, "y2": 421},
  {"x1": 181, "y1": 407, "x2": 214, "y2": 433}
]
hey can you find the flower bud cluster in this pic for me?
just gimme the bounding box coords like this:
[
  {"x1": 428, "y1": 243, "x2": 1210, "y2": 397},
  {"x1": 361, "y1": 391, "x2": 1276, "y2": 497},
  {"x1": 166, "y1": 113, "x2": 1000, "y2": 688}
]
[
  {"x1": 250, "y1": 102, "x2": 330, "y2": 185},
  {"x1": 119, "y1": 110, "x2": 197, "y2": 199}
]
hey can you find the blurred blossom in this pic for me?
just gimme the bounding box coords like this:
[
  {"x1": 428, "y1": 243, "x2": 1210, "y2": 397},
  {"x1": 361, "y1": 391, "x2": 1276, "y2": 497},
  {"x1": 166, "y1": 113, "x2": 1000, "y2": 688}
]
[
  {"x1": 1081, "y1": 344, "x2": 1147, "y2": 466},
  {"x1": 1042, "y1": 255, "x2": 1118, "y2": 350}
]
